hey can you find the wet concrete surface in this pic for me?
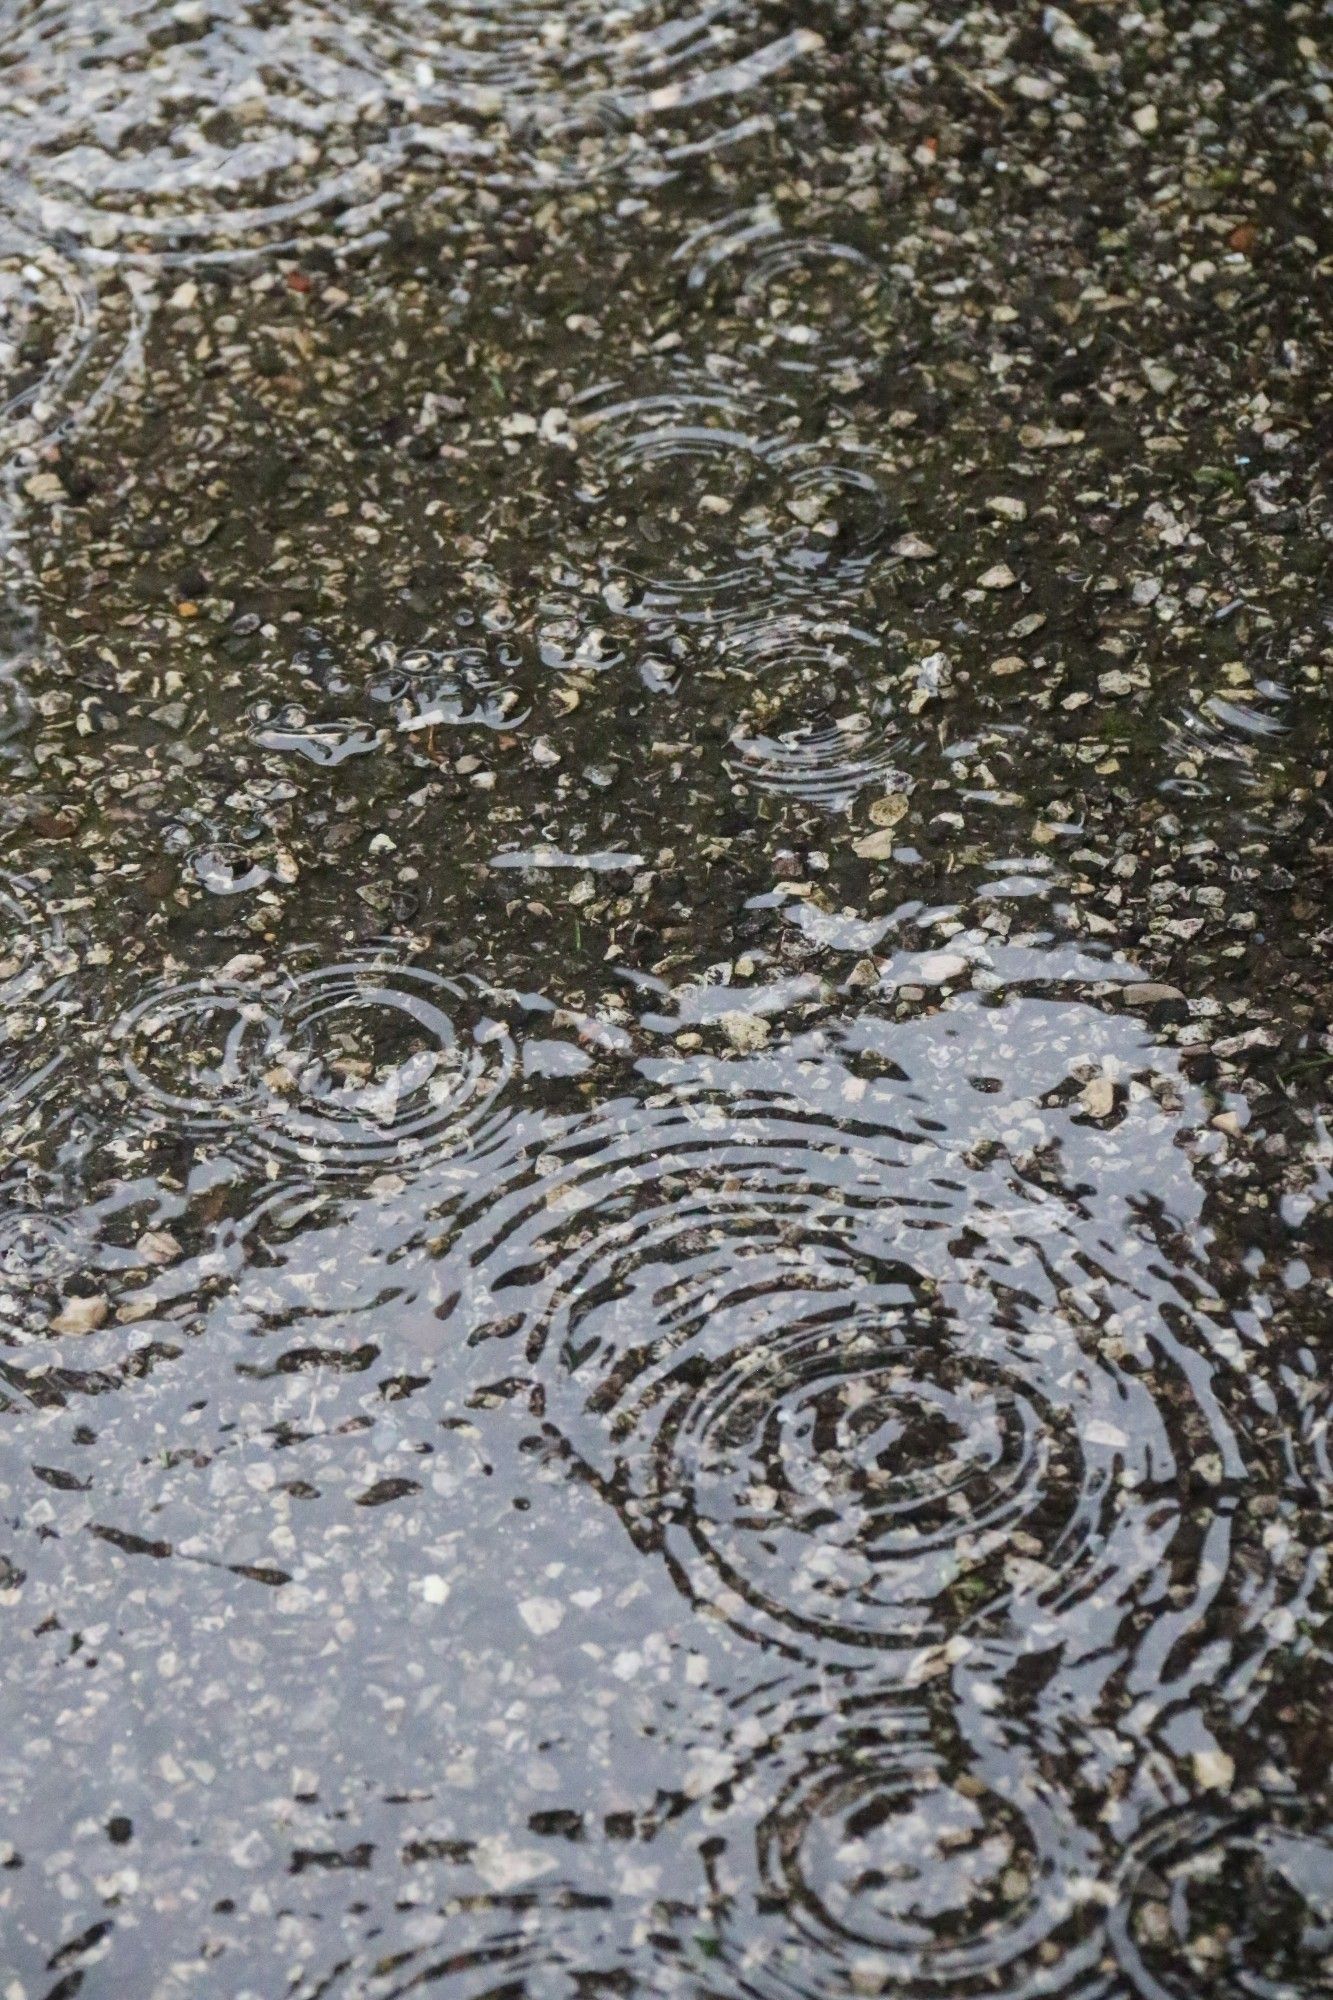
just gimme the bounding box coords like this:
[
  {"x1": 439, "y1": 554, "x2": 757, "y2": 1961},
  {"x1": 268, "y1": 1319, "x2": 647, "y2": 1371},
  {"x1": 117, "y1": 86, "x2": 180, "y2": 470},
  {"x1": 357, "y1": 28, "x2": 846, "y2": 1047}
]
[{"x1": 0, "y1": 2, "x2": 1331, "y2": 1995}]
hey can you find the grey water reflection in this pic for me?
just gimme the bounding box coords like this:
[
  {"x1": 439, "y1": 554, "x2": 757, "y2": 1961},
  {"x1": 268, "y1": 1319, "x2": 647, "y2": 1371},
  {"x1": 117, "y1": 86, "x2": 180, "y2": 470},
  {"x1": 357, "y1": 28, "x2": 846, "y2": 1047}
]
[
  {"x1": 0, "y1": 0, "x2": 1330, "y2": 1995},
  {"x1": 0, "y1": 948, "x2": 1324, "y2": 1993}
]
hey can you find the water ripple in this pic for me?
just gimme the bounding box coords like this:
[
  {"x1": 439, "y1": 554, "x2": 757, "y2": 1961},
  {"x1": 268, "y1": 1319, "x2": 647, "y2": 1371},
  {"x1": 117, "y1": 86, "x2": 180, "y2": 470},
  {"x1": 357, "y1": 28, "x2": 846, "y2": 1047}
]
[
  {"x1": 0, "y1": 1202, "x2": 78, "y2": 1271},
  {"x1": 0, "y1": 232, "x2": 97, "y2": 450},
  {"x1": 296, "y1": 1885, "x2": 675, "y2": 2000},
  {"x1": 0, "y1": 0, "x2": 413, "y2": 253},
  {"x1": 0, "y1": 2, "x2": 823, "y2": 253},
  {"x1": 579, "y1": 387, "x2": 890, "y2": 615},
  {"x1": 112, "y1": 953, "x2": 517, "y2": 1181},
  {"x1": 719, "y1": 612, "x2": 904, "y2": 810},
  {"x1": 697, "y1": 1694, "x2": 1110, "y2": 2000},
  {"x1": 388, "y1": 1, "x2": 819, "y2": 124},
  {"x1": 677, "y1": 207, "x2": 894, "y2": 385},
  {"x1": 0, "y1": 872, "x2": 76, "y2": 1123},
  {"x1": 0, "y1": 226, "x2": 142, "y2": 475},
  {"x1": 450, "y1": 992, "x2": 1250, "y2": 1675},
  {"x1": 1111, "y1": 1805, "x2": 1333, "y2": 1999}
]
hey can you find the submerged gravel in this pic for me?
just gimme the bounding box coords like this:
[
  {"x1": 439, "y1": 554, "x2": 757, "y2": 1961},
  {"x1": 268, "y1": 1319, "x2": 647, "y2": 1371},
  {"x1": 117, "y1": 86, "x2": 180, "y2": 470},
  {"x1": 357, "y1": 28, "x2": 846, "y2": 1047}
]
[{"x1": 0, "y1": 2, "x2": 1330, "y2": 1996}]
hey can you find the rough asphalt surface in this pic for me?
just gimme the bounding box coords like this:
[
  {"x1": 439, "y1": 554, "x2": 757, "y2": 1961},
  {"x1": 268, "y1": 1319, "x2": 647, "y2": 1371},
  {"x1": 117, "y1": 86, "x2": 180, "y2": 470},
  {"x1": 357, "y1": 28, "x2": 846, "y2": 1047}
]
[{"x1": 0, "y1": 1, "x2": 1330, "y2": 1995}]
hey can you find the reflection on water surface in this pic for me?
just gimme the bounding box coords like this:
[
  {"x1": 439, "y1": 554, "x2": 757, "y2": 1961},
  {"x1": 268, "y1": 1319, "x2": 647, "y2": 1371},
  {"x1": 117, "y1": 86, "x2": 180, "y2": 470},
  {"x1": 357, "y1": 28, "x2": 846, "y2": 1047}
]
[{"x1": 0, "y1": 0, "x2": 1330, "y2": 1994}]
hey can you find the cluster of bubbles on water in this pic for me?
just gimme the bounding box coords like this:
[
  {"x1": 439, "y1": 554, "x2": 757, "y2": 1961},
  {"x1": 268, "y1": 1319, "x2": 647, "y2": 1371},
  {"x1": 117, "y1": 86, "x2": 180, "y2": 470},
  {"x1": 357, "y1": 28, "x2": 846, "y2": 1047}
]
[
  {"x1": 369, "y1": 638, "x2": 532, "y2": 741},
  {"x1": 1165, "y1": 681, "x2": 1295, "y2": 797}
]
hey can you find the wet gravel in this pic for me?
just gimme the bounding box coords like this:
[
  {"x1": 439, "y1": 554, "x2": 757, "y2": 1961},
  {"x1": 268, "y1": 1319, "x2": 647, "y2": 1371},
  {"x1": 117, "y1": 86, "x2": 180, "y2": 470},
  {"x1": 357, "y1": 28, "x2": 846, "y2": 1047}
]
[{"x1": 0, "y1": 1, "x2": 1331, "y2": 1995}]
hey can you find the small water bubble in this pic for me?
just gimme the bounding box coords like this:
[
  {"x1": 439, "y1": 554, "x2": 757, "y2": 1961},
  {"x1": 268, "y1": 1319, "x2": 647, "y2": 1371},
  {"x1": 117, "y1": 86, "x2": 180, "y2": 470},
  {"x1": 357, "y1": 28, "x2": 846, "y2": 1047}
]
[
  {"x1": 253, "y1": 706, "x2": 382, "y2": 767},
  {"x1": 190, "y1": 846, "x2": 273, "y2": 896}
]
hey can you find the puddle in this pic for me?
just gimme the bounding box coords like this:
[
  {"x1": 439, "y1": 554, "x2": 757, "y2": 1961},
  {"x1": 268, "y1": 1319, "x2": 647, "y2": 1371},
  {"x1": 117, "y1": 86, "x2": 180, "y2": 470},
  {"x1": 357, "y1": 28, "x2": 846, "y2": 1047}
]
[{"x1": 0, "y1": 2, "x2": 1329, "y2": 1996}]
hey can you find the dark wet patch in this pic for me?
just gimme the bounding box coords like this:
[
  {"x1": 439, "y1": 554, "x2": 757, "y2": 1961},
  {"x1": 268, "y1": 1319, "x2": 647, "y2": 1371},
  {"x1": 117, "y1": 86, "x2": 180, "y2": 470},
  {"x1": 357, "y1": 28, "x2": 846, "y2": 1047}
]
[{"x1": 0, "y1": 1, "x2": 1330, "y2": 1996}]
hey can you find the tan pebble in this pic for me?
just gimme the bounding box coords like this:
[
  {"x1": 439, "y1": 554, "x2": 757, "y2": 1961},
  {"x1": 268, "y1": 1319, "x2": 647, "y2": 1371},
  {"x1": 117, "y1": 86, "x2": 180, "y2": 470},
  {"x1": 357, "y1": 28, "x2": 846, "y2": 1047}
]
[
  {"x1": 135, "y1": 1229, "x2": 181, "y2": 1265},
  {"x1": 51, "y1": 1295, "x2": 109, "y2": 1336},
  {"x1": 917, "y1": 952, "x2": 969, "y2": 985},
  {"x1": 719, "y1": 1011, "x2": 770, "y2": 1053},
  {"x1": 1192, "y1": 1747, "x2": 1234, "y2": 1791},
  {"x1": 1080, "y1": 1077, "x2": 1116, "y2": 1120}
]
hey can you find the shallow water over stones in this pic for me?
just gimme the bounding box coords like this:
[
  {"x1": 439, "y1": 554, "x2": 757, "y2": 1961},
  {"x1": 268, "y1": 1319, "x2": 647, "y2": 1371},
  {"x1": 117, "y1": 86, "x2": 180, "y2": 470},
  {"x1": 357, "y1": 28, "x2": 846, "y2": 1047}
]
[{"x1": 0, "y1": 1, "x2": 1330, "y2": 1996}]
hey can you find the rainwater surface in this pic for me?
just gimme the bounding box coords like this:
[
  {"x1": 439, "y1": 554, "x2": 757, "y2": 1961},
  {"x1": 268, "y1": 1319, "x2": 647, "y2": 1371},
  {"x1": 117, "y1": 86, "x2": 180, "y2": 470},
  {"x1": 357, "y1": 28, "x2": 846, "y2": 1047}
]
[{"x1": 0, "y1": 2, "x2": 1331, "y2": 1996}]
